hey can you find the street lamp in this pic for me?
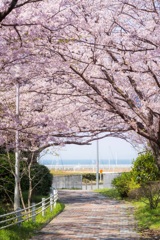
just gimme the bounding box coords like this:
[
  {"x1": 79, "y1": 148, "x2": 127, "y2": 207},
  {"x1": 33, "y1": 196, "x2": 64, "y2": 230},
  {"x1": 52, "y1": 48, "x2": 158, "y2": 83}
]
[
  {"x1": 96, "y1": 137, "x2": 99, "y2": 189},
  {"x1": 11, "y1": 66, "x2": 21, "y2": 210}
]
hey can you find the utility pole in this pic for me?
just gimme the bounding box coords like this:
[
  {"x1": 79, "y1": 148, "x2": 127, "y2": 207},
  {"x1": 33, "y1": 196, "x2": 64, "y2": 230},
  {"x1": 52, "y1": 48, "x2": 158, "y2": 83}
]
[
  {"x1": 14, "y1": 81, "x2": 20, "y2": 210},
  {"x1": 96, "y1": 138, "x2": 99, "y2": 189}
]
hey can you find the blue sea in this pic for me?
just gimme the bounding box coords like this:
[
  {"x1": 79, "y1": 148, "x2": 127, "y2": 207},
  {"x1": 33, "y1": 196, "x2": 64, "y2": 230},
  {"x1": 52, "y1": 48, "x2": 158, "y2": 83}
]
[{"x1": 39, "y1": 158, "x2": 133, "y2": 169}]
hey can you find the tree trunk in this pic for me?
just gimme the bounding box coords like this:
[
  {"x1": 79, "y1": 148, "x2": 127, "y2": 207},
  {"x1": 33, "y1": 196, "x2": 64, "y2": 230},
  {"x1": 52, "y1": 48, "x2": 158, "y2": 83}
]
[
  {"x1": 28, "y1": 159, "x2": 32, "y2": 210},
  {"x1": 19, "y1": 181, "x2": 26, "y2": 211}
]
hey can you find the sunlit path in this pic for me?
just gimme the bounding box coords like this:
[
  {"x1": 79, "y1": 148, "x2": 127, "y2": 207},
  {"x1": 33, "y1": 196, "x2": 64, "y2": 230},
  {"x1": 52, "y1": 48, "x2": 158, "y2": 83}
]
[{"x1": 31, "y1": 190, "x2": 140, "y2": 240}]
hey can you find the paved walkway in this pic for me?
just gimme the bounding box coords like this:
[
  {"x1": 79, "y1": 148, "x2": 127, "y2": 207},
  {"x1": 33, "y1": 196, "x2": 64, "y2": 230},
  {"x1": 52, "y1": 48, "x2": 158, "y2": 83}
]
[{"x1": 31, "y1": 190, "x2": 140, "y2": 240}]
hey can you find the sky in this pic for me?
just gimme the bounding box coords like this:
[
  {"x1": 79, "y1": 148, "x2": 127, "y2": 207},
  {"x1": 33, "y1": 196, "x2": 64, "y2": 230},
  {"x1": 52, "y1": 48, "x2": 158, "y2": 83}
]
[{"x1": 40, "y1": 137, "x2": 139, "y2": 164}]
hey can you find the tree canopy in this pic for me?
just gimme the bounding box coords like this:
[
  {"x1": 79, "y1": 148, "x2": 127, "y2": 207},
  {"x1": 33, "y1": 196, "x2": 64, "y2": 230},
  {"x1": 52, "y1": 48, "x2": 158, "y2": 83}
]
[{"x1": 0, "y1": 0, "x2": 159, "y2": 168}]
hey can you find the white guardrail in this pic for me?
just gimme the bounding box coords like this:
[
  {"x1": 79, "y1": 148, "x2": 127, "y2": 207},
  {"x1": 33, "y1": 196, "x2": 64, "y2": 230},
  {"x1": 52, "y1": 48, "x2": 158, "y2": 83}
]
[{"x1": 0, "y1": 189, "x2": 58, "y2": 230}]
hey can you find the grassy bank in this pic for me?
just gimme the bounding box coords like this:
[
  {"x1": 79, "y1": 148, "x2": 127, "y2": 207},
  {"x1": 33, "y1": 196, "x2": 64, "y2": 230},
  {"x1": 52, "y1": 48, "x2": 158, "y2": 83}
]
[
  {"x1": 133, "y1": 200, "x2": 160, "y2": 231},
  {"x1": 96, "y1": 188, "x2": 160, "y2": 233},
  {"x1": 0, "y1": 201, "x2": 64, "y2": 240}
]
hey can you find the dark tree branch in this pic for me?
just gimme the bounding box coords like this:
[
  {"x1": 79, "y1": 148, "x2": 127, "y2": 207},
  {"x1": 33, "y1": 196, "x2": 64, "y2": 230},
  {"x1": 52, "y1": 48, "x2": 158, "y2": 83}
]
[{"x1": 0, "y1": 0, "x2": 18, "y2": 22}]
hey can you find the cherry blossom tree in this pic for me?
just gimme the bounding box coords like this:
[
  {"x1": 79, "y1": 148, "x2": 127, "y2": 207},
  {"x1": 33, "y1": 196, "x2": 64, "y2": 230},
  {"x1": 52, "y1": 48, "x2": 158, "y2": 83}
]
[
  {"x1": 0, "y1": 0, "x2": 76, "y2": 210},
  {"x1": 0, "y1": 0, "x2": 121, "y2": 209},
  {"x1": 1, "y1": 0, "x2": 160, "y2": 209},
  {"x1": 0, "y1": 0, "x2": 129, "y2": 150},
  {"x1": 52, "y1": 0, "x2": 160, "y2": 167}
]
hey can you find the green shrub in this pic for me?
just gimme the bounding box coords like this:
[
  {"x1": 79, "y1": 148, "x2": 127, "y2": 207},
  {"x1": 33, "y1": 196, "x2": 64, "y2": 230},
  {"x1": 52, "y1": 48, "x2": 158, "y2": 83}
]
[
  {"x1": 0, "y1": 153, "x2": 15, "y2": 203},
  {"x1": 0, "y1": 151, "x2": 52, "y2": 204},
  {"x1": 112, "y1": 172, "x2": 138, "y2": 198},
  {"x1": 110, "y1": 152, "x2": 160, "y2": 209},
  {"x1": 132, "y1": 151, "x2": 160, "y2": 184},
  {"x1": 32, "y1": 164, "x2": 52, "y2": 195},
  {"x1": 82, "y1": 173, "x2": 96, "y2": 182}
]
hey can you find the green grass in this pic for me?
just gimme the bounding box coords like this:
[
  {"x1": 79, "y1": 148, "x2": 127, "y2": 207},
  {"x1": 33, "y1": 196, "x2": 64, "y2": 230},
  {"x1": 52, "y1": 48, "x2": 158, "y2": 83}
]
[
  {"x1": 0, "y1": 201, "x2": 65, "y2": 240},
  {"x1": 133, "y1": 199, "x2": 160, "y2": 231},
  {"x1": 95, "y1": 188, "x2": 122, "y2": 200}
]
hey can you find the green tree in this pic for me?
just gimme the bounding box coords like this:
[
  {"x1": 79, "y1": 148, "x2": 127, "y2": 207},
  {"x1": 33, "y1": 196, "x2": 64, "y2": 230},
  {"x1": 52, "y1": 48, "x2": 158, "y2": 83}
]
[
  {"x1": 22, "y1": 163, "x2": 52, "y2": 199},
  {"x1": 0, "y1": 150, "x2": 52, "y2": 209},
  {"x1": 132, "y1": 152, "x2": 160, "y2": 184},
  {"x1": 132, "y1": 152, "x2": 160, "y2": 209},
  {"x1": 30, "y1": 164, "x2": 52, "y2": 196},
  {"x1": 0, "y1": 153, "x2": 14, "y2": 204}
]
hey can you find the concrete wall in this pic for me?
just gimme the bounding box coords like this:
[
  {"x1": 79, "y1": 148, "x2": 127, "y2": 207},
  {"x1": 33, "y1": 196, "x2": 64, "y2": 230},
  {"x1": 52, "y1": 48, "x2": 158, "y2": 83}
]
[
  {"x1": 52, "y1": 175, "x2": 82, "y2": 189},
  {"x1": 103, "y1": 172, "x2": 122, "y2": 188}
]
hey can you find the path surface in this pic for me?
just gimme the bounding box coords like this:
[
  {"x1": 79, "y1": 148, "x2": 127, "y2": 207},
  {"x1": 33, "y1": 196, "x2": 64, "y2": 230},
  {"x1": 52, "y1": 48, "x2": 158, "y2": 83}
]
[{"x1": 31, "y1": 190, "x2": 140, "y2": 240}]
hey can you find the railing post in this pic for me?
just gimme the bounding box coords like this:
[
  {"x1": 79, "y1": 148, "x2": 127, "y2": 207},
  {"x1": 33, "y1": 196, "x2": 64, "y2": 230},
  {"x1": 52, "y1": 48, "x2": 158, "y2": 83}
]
[
  {"x1": 42, "y1": 198, "x2": 45, "y2": 217},
  {"x1": 53, "y1": 189, "x2": 57, "y2": 207},
  {"x1": 32, "y1": 203, "x2": 36, "y2": 222},
  {"x1": 56, "y1": 189, "x2": 58, "y2": 200},
  {"x1": 16, "y1": 207, "x2": 22, "y2": 226},
  {"x1": 50, "y1": 194, "x2": 53, "y2": 212}
]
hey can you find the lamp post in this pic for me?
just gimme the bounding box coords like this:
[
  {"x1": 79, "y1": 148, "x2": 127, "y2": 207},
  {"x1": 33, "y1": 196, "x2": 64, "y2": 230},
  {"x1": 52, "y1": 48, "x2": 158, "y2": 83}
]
[
  {"x1": 14, "y1": 81, "x2": 20, "y2": 210},
  {"x1": 96, "y1": 138, "x2": 99, "y2": 189},
  {"x1": 11, "y1": 65, "x2": 21, "y2": 210}
]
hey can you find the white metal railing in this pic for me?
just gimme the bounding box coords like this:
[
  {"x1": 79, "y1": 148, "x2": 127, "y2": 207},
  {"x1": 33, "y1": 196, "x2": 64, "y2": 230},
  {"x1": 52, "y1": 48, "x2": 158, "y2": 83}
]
[{"x1": 0, "y1": 189, "x2": 58, "y2": 230}]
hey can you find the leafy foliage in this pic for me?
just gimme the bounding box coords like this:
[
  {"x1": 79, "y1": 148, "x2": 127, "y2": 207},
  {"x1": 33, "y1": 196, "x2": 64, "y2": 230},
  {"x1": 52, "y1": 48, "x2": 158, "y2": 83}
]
[
  {"x1": 132, "y1": 152, "x2": 160, "y2": 184},
  {"x1": 82, "y1": 173, "x2": 96, "y2": 182},
  {"x1": 112, "y1": 172, "x2": 139, "y2": 198},
  {"x1": 112, "y1": 152, "x2": 160, "y2": 209},
  {"x1": 0, "y1": 151, "x2": 52, "y2": 204},
  {"x1": 131, "y1": 152, "x2": 160, "y2": 209},
  {"x1": 22, "y1": 164, "x2": 52, "y2": 196},
  {"x1": 32, "y1": 164, "x2": 52, "y2": 195},
  {"x1": 0, "y1": 153, "x2": 15, "y2": 203}
]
